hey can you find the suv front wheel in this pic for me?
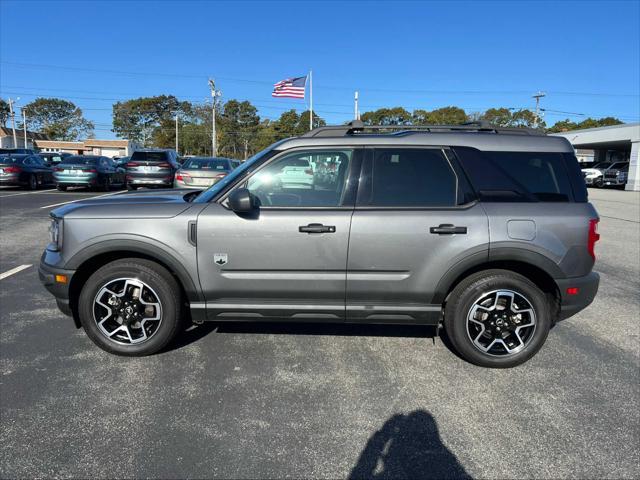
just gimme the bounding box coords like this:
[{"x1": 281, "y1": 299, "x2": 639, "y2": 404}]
[
  {"x1": 78, "y1": 258, "x2": 182, "y2": 356},
  {"x1": 444, "y1": 269, "x2": 551, "y2": 368}
]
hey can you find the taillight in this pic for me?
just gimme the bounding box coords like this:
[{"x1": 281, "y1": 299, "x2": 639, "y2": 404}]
[
  {"x1": 127, "y1": 162, "x2": 140, "y2": 167},
  {"x1": 54, "y1": 167, "x2": 63, "y2": 172},
  {"x1": 3, "y1": 166, "x2": 22, "y2": 173},
  {"x1": 215, "y1": 172, "x2": 227, "y2": 178},
  {"x1": 588, "y1": 218, "x2": 600, "y2": 260},
  {"x1": 158, "y1": 162, "x2": 172, "y2": 168},
  {"x1": 83, "y1": 168, "x2": 97, "y2": 173},
  {"x1": 176, "y1": 173, "x2": 190, "y2": 182}
]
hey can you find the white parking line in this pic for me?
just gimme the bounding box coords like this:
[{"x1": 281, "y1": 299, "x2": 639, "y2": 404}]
[
  {"x1": 40, "y1": 190, "x2": 125, "y2": 209},
  {"x1": 0, "y1": 189, "x2": 57, "y2": 198},
  {"x1": 0, "y1": 264, "x2": 32, "y2": 280}
]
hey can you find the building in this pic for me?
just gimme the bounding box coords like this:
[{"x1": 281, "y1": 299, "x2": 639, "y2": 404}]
[
  {"x1": 34, "y1": 138, "x2": 139, "y2": 157},
  {"x1": 0, "y1": 127, "x2": 49, "y2": 149},
  {"x1": 551, "y1": 122, "x2": 640, "y2": 191}
]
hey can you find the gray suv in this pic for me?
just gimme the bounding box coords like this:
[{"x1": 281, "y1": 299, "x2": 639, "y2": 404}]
[{"x1": 39, "y1": 122, "x2": 600, "y2": 367}]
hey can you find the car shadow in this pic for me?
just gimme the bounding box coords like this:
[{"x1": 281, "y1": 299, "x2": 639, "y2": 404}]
[
  {"x1": 349, "y1": 410, "x2": 471, "y2": 480},
  {"x1": 163, "y1": 321, "x2": 440, "y2": 353}
]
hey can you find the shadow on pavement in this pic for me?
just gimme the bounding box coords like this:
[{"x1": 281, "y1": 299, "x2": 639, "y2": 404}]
[
  {"x1": 349, "y1": 410, "x2": 471, "y2": 480},
  {"x1": 164, "y1": 321, "x2": 439, "y2": 352}
]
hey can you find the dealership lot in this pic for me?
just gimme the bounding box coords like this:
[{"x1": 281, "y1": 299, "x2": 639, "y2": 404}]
[{"x1": 1, "y1": 187, "x2": 638, "y2": 478}]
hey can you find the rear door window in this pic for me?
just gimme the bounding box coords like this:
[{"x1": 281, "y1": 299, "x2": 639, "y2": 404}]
[
  {"x1": 454, "y1": 148, "x2": 575, "y2": 202},
  {"x1": 358, "y1": 148, "x2": 458, "y2": 207}
]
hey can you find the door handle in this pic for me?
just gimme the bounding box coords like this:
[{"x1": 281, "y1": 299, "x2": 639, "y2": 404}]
[
  {"x1": 299, "y1": 223, "x2": 336, "y2": 234},
  {"x1": 430, "y1": 224, "x2": 467, "y2": 235}
]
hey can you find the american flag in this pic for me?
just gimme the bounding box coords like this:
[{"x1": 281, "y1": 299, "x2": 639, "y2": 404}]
[{"x1": 272, "y1": 76, "x2": 307, "y2": 99}]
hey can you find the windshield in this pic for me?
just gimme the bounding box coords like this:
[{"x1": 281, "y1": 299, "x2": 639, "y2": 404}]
[
  {"x1": 62, "y1": 157, "x2": 97, "y2": 165},
  {"x1": 591, "y1": 162, "x2": 612, "y2": 169},
  {"x1": 182, "y1": 158, "x2": 231, "y2": 170},
  {"x1": 193, "y1": 146, "x2": 279, "y2": 203}
]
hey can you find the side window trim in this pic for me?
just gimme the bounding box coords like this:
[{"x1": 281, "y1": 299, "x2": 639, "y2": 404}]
[
  {"x1": 220, "y1": 146, "x2": 363, "y2": 210},
  {"x1": 356, "y1": 146, "x2": 466, "y2": 210}
]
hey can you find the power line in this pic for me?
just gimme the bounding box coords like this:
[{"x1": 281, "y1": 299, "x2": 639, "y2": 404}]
[{"x1": 2, "y1": 60, "x2": 639, "y2": 97}]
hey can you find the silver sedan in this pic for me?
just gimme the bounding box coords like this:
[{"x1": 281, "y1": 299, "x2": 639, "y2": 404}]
[{"x1": 174, "y1": 157, "x2": 240, "y2": 189}]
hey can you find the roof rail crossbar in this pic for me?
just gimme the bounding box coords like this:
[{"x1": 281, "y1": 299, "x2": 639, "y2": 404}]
[{"x1": 302, "y1": 120, "x2": 543, "y2": 137}]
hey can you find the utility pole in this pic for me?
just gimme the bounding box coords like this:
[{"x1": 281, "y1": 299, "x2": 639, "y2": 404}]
[
  {"x1": 532, "y1": 91, "x2": 546, "y2": 128},
  {"x1": 22, "y1": 109, "x2": 27, "y2": 149},
  {"x1": 208, "y1": 79, "x2": 221, "y2": 156},
  {"x1": 175, "y1": 112, "x2": 179, "y2": 154},
  {"x1": 354, "y1": 91, "x2": 359, "y2": 120},
  {"x1": 7, "y1": 98, "x2": 18, "y2": 148}
]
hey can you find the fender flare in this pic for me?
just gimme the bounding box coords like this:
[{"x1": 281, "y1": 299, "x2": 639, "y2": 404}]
[
  {"x1": 66, "y1": 237, "x2": 203, "y2": 302},
  {"x1": 432, "y1": 248, "x2": 563, "y2": 304}
]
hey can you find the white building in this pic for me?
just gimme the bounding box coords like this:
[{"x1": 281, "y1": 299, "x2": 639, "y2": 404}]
[
  {"x1": 551, "y1": 123, "x2": 640, "y2": 191},
  {"x1": 34, "y1": 139, "x2": 140, "y2": 157}
]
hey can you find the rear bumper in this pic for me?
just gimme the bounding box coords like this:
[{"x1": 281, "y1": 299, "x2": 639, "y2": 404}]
[
  {"x1": 556, "y1": 272, "x2": 600, "y2": 320},
  {"x1": 39, "y1": 252, "x2": 76, "y2": 317},
  {"x1": 128, "y1": 176, "x2": 173, "y2": 187}
]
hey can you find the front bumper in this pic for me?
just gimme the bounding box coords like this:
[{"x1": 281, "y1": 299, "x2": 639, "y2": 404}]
[
  {"x1": 556, "y1": 272, "x2": 600, "y2": 320},
  {"x1": 39, "y1": 252, "x2": 76, "y2": 317}
]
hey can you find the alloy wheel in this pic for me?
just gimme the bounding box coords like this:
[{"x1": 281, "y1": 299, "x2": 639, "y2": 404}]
[
  {"x1": 466, "y1": 289, "x2": 537, "y2": 357},
  {"x1": 93, "y1": 278, "x2": 163, "y2": 345}
]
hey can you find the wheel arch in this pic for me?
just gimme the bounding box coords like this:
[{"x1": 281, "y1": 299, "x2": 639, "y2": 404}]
[
  {"x1": 66, "y1": 240, "x2": 202, "y2": 327},
  {"x1": 434, "y1": 251, "x2": 562, "y2": 316}
]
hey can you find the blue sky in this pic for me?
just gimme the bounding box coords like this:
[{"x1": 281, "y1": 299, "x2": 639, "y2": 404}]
[{"x1": 1, "y1": 0, "x2": 639, "y2": 139}]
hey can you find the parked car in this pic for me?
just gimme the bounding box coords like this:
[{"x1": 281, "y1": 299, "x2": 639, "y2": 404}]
[
  {"x1": 53, "y1": 155, "x2": 126, "y2": 191},
  {"x1": 581, "y1": 162, "x2": 612, "y2": 187},
  {"x1": 39, "y1": 152, "x2": 72, "y2": 167},
  {"x1": 125, "y1": 149, "x2": 180, "y2": 190},
  {"x1": 113, "y1": 156, "x2": 130, "y2": 168},
  {"x1": 602, "y1": 162, "x2": 629, "y2": 188},
  {"x1": 174, "y1": 157, "x2": 239, "y2": 189},
  {"x1": 39, "y1": 121, "x2": 600, "y2": 368},
  {"x1": 0, "y1": 148, "x2": 35, "y2": 154},
  {"x1": 0, "y1": 153, "x2": 53, "y2": 189}
]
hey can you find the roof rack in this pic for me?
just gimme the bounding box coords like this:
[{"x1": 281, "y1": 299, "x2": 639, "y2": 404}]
[{"x1": 302, "y1": 120, "x2": 544, "y2": 137}]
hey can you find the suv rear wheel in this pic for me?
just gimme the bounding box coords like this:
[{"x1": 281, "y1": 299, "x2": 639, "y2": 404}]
[
  {"x1": 444, "y1": 269, "x2": 551, "y2": 368},
  {"x1": 78, "y1": 258, "x2": 182, "y2": 356}
]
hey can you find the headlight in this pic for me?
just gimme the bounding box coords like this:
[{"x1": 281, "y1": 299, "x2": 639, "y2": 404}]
[{"x1": 49, "y1": 216, "x2": 63, "y2": 251}]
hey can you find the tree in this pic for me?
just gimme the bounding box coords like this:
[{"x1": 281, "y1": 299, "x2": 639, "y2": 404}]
[
  {"x1": 21, "y1": 98, "x2": 94, "y2": 140},
  {"x1": 480, "y1": 107, "x2": 544, "y2": 129},
  {"x1": 0, "y1": 99, "x2": 10, "y2": 127},
  {"x1": 412, "y1": 106, "x2": 468, "y2": 125},
  {"x1": 360, "y1": 107, "x2": 412, "y2": 125},
  {"x1": 511, "y1": 109, "x2": 543, "y2": 128},
  {"x1": 547, "y1": 116, "x2": 623, "y2": 133},
  {"x1": 112, "y1": 95, "x2": 189, "y2": 146},
  {"x1": 480, "y1": 108, "x2": 514, "y2": 127},
  {"x1": 219, "y1": 100, "x2": 260, "y2": 159}
]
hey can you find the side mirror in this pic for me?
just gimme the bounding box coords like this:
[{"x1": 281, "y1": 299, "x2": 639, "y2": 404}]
[{"x1": 228, "y1": 188, "x2": 258, "y2": 213}]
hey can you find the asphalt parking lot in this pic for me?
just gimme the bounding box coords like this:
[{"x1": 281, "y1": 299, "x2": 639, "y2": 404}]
[{"x1": 1, "y1": 186, "x2": 638, "y2": 479}]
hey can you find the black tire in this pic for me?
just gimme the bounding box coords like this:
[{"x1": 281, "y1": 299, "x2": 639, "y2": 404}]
[
  {"x1": 594, "y1": 177, "x2": 604, "y2": 188},
  {"x1": 28, "y1": 174, "x2": 38, "y2": 190},
  {"x1": 57, "y1": 184, "x2": 67, "y2": 192},
  {"x1": 127, "y1": 184, "x2": 138, "y2": 191},
  {"x1": 78, "y1": 258, "x2": 182, "y2": 356},
  {"x1": 444, "y1": 269, "x2": 551, "y2": 368}
]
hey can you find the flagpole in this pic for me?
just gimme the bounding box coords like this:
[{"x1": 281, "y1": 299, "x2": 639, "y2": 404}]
[{"x1": 309, "y1": 70, "x2": 313, "y2": 131}]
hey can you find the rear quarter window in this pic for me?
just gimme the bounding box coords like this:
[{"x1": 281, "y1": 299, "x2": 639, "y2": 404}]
[{"x1": 454, "y1": 147, "x2": 582, "y2": 202}]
